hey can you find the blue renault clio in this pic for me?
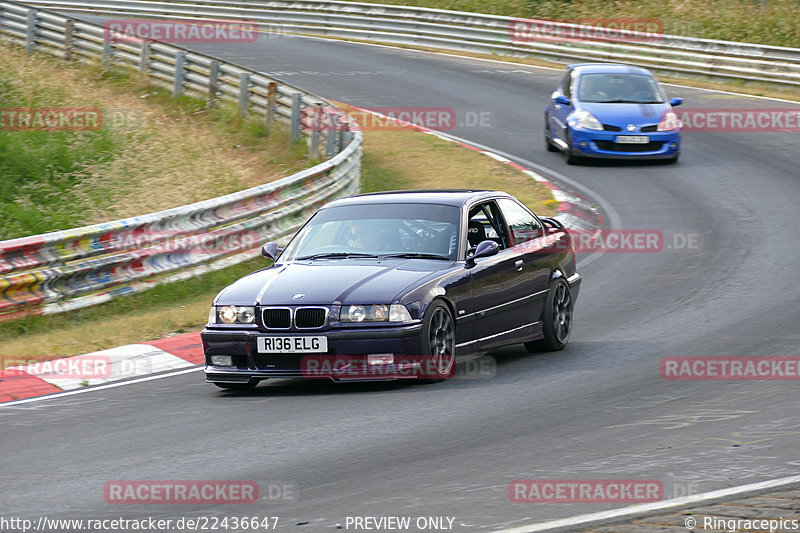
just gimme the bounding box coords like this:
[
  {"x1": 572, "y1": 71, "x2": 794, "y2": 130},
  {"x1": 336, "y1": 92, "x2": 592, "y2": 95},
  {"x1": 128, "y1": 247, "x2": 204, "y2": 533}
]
[{"x1": 545, "y1": 63, "x2": 682, "y2": 164}]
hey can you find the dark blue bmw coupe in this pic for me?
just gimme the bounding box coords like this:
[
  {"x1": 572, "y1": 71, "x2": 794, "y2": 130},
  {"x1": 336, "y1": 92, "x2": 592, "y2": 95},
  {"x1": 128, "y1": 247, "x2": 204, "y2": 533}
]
[{"x1": 202, "y1": 190, "x2": 581, "y2": 389}]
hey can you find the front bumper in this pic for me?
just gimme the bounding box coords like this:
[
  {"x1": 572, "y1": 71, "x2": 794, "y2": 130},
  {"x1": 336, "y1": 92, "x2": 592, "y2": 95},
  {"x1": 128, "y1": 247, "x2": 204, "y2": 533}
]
[
  {"x1": 569, "y1": 128, "x2": 680, "y2": 159},
  {"x1": 202, "y1": 323, "x2": 425, "y2": 383}
]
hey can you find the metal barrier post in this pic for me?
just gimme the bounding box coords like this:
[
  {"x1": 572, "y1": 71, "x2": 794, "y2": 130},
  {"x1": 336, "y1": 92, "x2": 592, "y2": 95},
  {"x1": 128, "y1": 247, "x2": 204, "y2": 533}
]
[
  {"x1": 290, "y1": 92, "x2": 302, "y2": 143},
  {"x1": 325, "y1": 111, "x2": 340, "y2": 157},
  {"x1": 101, "y1": 38, "x2": 112, "y2": 68},
  {"x1": 25, "y1": 9, "x2": 36, "y2": 54},
  {"x1": 138, "y1": 41, "x2": 150, "y2": 78},
  {"x1": 238, "y1": 72, "x2": 250, "y2": 115},
  {"x1": 265, "y1": 81, "x2": 277, "y2": 127},
  {"x1": 309, "y1": 102, "x2": 322, "y2": 157},
  {"x1": 337, "y1": 119, "x2": 346, "y2": 154},
  {"x1": 172, "y1": 51, "x2": 186, "y2": 97},
  {"x1": 206, "y1": 60, "x2": 220, "y2": 108},
  {"x1": 63, "y1": 19, "x2": 73, "y2": 60}
]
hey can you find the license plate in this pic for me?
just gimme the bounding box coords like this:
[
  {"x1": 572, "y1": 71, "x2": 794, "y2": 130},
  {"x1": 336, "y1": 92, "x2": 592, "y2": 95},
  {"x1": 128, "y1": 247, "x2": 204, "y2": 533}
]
[
  {"x1": 616, "y1": 135, "x2": 649, "y2": 144},
  {"x1": 257, "y1": 336, "x2": 328, "y2": 353}
]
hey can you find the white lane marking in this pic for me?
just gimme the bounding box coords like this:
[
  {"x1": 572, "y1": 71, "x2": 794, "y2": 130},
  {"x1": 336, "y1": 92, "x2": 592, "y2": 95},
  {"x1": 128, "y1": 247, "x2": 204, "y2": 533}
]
[
  {"x1": 0, "y1": 367, "x2": 204, "y2": 408},
  {"x1": 493, "y1": 473, "x2": 800, "y2": 532},
  {"x1": 287, "y1": 34, "x2": 799, "y2": 104}
]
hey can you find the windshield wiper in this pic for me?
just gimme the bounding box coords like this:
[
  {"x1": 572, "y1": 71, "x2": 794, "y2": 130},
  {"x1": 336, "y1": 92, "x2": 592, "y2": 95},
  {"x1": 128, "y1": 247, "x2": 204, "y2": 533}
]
[
  {"x1": 595, "y1": 99, "x2": 662, "y2": 104},
  {"x1": 380, "y1": 252, "x2": 451, "y2": 260},
  {"x1": 296, "y1": 252, "x2": 379, "y2": 260}
]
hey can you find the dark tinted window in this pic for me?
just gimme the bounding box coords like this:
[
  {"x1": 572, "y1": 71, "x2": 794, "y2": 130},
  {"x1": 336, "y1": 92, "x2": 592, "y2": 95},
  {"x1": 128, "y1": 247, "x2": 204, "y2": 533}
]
[
  {"x1": 282, "y1": 203, "x2": 460, "y2": 260},
  {"x1": 577, "y1": 73, "x2": 664, "y2": 103}
]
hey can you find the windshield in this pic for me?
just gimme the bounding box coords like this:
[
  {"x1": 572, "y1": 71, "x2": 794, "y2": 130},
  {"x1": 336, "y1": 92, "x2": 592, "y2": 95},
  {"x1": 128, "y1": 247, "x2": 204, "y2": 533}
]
[
  {"x1": 281, "y1": 202, "x2": 461, "y2": 261},
  {"x1": 577, "y1": 73, "x2": 665, "y2": 103}
]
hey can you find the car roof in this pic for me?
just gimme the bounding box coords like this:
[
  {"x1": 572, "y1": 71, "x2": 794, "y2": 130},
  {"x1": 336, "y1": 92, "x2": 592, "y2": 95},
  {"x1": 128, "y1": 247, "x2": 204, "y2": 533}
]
[
  {"x1": 324, "y1": 189, "x2": 508, "y2": 208},
  {"x1": 567, "y1": 63, "x2": 653, "y2": 76}
]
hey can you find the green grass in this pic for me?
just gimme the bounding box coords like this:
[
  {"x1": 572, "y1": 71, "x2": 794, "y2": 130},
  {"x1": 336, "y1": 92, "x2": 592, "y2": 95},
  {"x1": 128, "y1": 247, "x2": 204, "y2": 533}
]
[
  {"x1": 0, "y1": 43, "x2": 315, "y2": 241},
  {"x1": 0, "y1": 76, "x2": 118, "y2": 238}
]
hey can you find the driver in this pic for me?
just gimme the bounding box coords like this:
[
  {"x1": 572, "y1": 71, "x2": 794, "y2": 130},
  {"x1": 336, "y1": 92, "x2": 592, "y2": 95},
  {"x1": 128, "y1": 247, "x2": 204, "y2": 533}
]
[
  {"x1": 583, "y1": 76, "x2": 608, "y2": 101},
  {"x1": 620, "y1": 78, "x2": 636, "y2": 98},
  {"x1": 346, "y1": 220, "x2": 380, "y2": 250}
]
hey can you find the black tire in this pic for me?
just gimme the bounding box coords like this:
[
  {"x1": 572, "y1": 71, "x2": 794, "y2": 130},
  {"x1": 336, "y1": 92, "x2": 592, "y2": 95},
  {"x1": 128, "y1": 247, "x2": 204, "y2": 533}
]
[
  {"x1": 544, "y1": 116, "x2": 558, "y2": 152},
  {"x1": 525, "y1": 278, "x2": 573, "y2": 352},
  {"x1": 564, "y1": 132, "x2": 581, "y2": 165},
  {"x1": 214, "y1": 381, "x2": 258, "y2": 391},
  {"x1": 663, "y1": 153, "x2": 679, "y2": 164},
  {"x1": 565, "y1": 150, "x2": 581, "y2": 165},
  {"x1": 420, "y1": 300, "x2": 456, "y2": 381}
]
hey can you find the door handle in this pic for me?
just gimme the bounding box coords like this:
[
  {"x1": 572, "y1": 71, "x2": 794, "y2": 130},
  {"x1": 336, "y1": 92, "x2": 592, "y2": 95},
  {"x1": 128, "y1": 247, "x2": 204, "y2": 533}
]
[{"x1": 515, "y1": 260, "x2": 524, "y2": 272}]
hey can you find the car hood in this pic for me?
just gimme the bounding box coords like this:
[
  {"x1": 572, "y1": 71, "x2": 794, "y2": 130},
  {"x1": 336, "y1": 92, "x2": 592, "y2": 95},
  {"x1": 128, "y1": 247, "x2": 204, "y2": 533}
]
[
  {"x1": 215, "y1": 260, "x2": 452, "y2": 306},
  {"x1": 577, "y1": 102, "x2": 670, "y2": 125}
]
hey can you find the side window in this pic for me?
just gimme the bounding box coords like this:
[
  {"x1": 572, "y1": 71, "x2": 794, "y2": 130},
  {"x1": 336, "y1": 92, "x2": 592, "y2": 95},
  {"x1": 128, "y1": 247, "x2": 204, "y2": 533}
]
[
  {"x1": 496, "y1": 198, "x2": 542, "y2": 247},
  {"x1": 467, "y1": 202, "x2": 510, "y2": 251},
  {"x1": 562, "y1": 70, "x2": 573, "y2": 99}
]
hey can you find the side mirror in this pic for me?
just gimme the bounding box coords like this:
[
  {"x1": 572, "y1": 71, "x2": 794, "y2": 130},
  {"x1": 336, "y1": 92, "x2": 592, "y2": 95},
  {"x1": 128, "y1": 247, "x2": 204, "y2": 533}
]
[
  {"x1": 555, "y1": 95, "x2": 571, "y2": 106},
  {"x1": 261, "y1": 242, "x2": 282, "y2": 261},
  {"x1": 466, "y1": 240, "x2": 499, "y2": 267},
  {"x1": 669, "y1": 97, "x2": 683, "y2": 107}
]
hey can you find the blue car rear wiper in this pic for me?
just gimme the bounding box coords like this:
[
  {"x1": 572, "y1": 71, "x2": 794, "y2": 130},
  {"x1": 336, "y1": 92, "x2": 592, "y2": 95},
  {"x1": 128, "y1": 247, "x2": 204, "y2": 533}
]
[
  {"x1": 297, "y1": 252, "x2": 379, "y2": 260},
  {"x1": 380, "y1": 252, "x2": 451, "y2": 260}
]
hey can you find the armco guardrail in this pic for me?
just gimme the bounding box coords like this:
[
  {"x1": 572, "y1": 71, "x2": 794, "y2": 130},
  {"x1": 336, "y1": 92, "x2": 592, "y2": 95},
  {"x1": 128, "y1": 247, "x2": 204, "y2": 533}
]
[
  {"x1": 20, "y1": 0, "x2": 800, "y2": 87},
  {"x1": 0, "y1": 0, "x2": 362, "y2": 323}
]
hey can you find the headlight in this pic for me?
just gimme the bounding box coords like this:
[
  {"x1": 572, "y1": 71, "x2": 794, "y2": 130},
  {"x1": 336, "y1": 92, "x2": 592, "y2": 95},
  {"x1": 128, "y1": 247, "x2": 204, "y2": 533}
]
[
  {"x1": 658, "y1": 111, "x2": 680, "y2": 131},
  {"x1": 343, "y1": 304, "x2": 369, "y2": 323},
  {"x1": 571, "y1": 111, "x2": 603, "y2": 130},
  {"x1": 341, "y1": 304, "x2": 413, "y2": 323},
  {"x1": 215, "y1": 306, "x2": 256, "y2": 324}
]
